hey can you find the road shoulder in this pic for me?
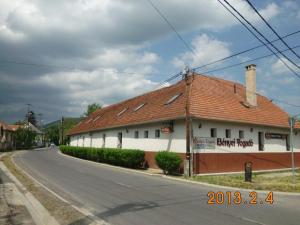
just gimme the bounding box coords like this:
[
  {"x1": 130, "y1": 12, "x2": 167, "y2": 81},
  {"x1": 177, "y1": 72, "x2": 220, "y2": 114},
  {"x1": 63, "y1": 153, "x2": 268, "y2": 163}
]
[{"x1": 1, "y1": 151, "x2": 109, "y2": 225}]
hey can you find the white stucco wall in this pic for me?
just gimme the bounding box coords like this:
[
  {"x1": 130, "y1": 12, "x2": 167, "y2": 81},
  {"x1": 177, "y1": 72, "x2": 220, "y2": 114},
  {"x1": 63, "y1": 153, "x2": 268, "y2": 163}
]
[
  {"x1": 191, "y1": 119, "x2": 300, "y2": 153},
  {"x1": 69, "y1": 119, "x2": 300, "y2": 153}
]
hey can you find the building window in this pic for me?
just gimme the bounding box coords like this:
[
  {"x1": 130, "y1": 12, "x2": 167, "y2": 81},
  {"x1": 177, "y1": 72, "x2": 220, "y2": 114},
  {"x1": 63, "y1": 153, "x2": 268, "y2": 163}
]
[
  {"x1": 165, "y1": 93, "x2": 182, "y2": 105},
  {"x1": 134, "y1": 131, "x2": 139, "y2": 139},
  {"x1": 144, "y1": 130, "x2": 149, "y2": 138},
  {"x1": 134, "y1": 103, "x2": 146, "y2": 112},
  {"x1": 117, "y1": 108, "x2": 128, "y2": 117},
  {"x1": 226, "y1": 129, "x2": 231, "y2": 138},
  {"x1": 210, "y1": 128, "x2": 217, "y2": 138},
  {"x1": 103, "y1": 134, "x2": 106, "y2": 147},
  {"x1": 239, "y1": 130, "x2": 244, "y2": 139},
  {"x1": 155, "y1": 129, "x2": 160, "y2": 138}
]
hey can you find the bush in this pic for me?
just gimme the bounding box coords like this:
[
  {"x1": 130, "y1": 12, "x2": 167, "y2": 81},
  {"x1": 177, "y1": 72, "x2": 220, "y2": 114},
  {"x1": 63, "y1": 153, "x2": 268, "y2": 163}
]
[
  {"x1": 155, "y1": 151, "x2": 182, "y2": 175},
  {"x1": 59, "y1": 145, "x2": 145, "y2": 169}
]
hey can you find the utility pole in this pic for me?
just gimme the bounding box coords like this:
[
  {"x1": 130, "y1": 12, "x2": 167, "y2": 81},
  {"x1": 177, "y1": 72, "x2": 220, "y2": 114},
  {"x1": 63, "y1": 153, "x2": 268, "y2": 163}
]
[
  {"x1": 289, "y1": 114, "x2": 299, "y2": 185},
  {"x1": 26, "y1": 103, "x2": 32, "y2": 123},
  {"x1": 61, "y1": 116, "x2": 64, "y2": 145},
  {"x1": 183, "y1": 66, "x2": 193, "y2": 177}
]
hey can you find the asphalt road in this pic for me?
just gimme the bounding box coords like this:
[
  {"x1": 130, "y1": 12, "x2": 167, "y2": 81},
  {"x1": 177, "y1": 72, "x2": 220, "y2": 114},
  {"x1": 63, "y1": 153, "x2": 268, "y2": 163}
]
[{"x1": 14, "y1": 148, "x2": 300, "y2": 225}]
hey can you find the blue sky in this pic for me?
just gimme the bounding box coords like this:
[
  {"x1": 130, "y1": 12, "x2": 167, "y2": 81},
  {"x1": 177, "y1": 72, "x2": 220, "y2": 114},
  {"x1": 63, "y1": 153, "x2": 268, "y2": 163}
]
[{"x1": 0, "y1": 0, "x2": 299, "y2": 124}]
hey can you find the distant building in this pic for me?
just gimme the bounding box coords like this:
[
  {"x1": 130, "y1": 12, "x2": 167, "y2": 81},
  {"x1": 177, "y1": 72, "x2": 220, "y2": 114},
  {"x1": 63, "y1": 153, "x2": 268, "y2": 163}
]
[
  {"x1": 68, "y1": 65, "x2": 300, "y2": 174},
  {"x1": 0, "y1": 121, "x2": 19, "y2": 150}
]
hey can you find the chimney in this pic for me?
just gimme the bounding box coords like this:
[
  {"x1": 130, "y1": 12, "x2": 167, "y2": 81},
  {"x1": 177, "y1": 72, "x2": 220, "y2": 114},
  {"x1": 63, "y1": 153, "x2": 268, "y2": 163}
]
[{"x1": 245, "y1": 64, "x2": 257, "y2": 106}]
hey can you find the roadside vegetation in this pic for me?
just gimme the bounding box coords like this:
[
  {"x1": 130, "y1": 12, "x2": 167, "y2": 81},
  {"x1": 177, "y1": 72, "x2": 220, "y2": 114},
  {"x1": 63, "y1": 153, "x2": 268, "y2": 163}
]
[
  {"x1": 60, "y1": 145, "x2": 145, "y2": 169},
  {"x1": 189, "y1": 170, "x2": 300, "y2": 192},
  {"x1": 155, "y1": 151, "x2": 182, "y2": 175}
]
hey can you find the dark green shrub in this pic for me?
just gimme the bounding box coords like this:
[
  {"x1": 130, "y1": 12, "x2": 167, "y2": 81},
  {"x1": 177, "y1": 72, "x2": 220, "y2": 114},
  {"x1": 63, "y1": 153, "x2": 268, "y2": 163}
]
[
  {"x1": 155, "y1": 151, "x2": 182, "y2": 175},
  {"x1": 59, "y1": 145, "x2": 144, "y2": 169}
]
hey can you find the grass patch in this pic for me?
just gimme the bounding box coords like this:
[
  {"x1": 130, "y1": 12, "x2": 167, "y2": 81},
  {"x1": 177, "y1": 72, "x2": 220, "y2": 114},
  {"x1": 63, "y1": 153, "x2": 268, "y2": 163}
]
[{"x1": 188, "y1": 169, "x2": 300, "y2": 192}]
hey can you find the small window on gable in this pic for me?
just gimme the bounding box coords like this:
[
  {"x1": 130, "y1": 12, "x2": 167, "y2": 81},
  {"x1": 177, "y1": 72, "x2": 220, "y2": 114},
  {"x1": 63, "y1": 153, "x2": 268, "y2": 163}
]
[
  {"x1": 165, "y1": 93, "x2": 182, "y2": 105},
  {"x1": 133, "y1": 103, "x2": 146, "y2": 112},
  {"x1": 211, "y1": 128, "x2": 217, "y2": 138},
  {"x1": 239, "y1": 130, "x2": 244, "y2": 139},
  {"x1": 117, "y1": 108, "x2": 128, "y2": 117},
  {"x1": 226, "y1": 129, "x2": 231, "y2": 138}
]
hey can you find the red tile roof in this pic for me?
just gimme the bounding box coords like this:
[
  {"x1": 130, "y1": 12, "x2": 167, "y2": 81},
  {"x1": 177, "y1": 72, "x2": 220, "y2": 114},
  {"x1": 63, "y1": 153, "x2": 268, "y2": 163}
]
[
  {"x1": 68, "y1": 74, "x2": 299, "y2": 135},
  {"x1": 0, "y1": 121, "x2": 20, "y2": 131}
]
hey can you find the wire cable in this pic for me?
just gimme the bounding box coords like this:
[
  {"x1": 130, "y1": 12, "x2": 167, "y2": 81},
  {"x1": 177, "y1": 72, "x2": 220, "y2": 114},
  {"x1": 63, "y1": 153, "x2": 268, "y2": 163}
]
[
  {"x1": 245, "y1": 0, "x2": 300, "y2": 59},
  {"x1": 199, "y1": 45, "x2": 300, "y2": 75},
  {"x1": 192, "y1": 29, "x2": 300, "y2": 71},
  {"x1": 146, "y1": 0, "x2": 197, "y2": 57},
  {"x1": 218, "y1": 0, "x2": 300, "y2": 79}
]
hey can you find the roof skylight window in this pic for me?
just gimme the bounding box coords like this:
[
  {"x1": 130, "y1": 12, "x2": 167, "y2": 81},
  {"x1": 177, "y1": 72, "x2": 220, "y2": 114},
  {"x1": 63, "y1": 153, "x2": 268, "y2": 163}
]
[
  {"x1": 86, "y1": 118, "x2": 93, "y2": 123},
  {"x1": 117, "y1": 108, "x2": 128, "y2": 117},
  {"x1": 165, "y1": 93, "x2": 182, "y2": 105},
  {"x1": 133, "y1": 103, "x2": 146, "y2": 112},
  {"x1": 93, "y1": 115, "x2": 101, "y2": 122}
]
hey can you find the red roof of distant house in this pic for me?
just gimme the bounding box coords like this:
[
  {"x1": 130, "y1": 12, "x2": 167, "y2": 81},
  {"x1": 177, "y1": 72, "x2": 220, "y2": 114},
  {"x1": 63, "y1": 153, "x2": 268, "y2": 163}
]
[
  {"x1": 0, "y1": 121, "x2": 20, "y2": 131},
  {"x1": 68, "y1": 74, "x2": 299, "y2": 135}
]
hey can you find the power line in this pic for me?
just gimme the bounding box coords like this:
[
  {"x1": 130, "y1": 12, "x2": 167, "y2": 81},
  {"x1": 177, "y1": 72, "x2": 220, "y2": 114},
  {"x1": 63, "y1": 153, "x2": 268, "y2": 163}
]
[
  {"x1": 0, "y1": 59, "x2": 165, "y2": 76},
  {"x1": 199, "y1": 45, "x2": 300, "y2": 75},
  {"x1": 222, "y1": 0, "x2": 300, "y2": 71},
  {"x1": 218, "y1": 0, "x2": 300, "y2": 79},
  {"x1": 245, "y1": 0, "x2": 300, "y2": 60},
  {"x1": 146, "y1": 0, "x2": 197, "y2": 57},
  {"x1": 192, "y1": 29, "x2": 300, "y2": 71},
  {"x1": 271, "y1": 99, "x2": 300, "y2": 108}
]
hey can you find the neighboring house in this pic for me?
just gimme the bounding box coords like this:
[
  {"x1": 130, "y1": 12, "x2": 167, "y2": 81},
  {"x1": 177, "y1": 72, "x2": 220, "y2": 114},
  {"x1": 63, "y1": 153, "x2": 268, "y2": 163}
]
[
  {"x1": 0, "y1": 121, "x2": 19, "y2": 150},
  {"x1": 25, "y1": 122, "x2": 44, "y2": 147},
  {"x1": 68, "y1": 65, "x2": 300, "y2": 174}
]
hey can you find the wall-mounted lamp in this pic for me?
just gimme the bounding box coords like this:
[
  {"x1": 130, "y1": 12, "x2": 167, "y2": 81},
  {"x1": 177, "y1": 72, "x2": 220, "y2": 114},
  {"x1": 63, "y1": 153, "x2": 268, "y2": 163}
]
[
  {"x1": 250, "y1": 128, "x2": 253, "y2": 132},
  {"x1": 126, "y1": 128, "x2": 129, "y2": 133},
  {"x1": 198, "y1": 123, "x2": 202, "y2": 129}
]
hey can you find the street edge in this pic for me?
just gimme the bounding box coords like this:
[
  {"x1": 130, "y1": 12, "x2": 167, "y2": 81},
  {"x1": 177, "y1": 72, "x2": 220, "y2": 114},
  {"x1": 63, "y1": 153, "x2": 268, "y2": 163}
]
[
  {"x1": 0, "y1": 152, "x2": 60, "y2": 225},
  {"x1": 58, "y1": 149, "x2": 300, "y2": 196},
  {"x1": 12, "y1": 150, "x2": 111, "y2": 225}
]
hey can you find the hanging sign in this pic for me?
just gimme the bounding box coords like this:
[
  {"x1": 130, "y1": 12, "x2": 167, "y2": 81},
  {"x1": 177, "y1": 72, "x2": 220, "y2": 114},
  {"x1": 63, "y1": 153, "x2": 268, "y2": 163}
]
[{"x1": 161, "y1": 127, "x2": 173, "y2": 134}]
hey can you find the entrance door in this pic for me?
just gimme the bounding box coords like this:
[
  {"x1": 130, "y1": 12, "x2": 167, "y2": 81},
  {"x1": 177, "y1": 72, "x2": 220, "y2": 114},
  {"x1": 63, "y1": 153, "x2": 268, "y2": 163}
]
[
  {"x1": 258, "y1": 132, "x2": 264, "y2": 151},
  {"x1": 117, "y1": 132, "x2": 122, "y2": 148},
  {"x1": 286, "y1": 135, "x2": 290, "y2": 151}
]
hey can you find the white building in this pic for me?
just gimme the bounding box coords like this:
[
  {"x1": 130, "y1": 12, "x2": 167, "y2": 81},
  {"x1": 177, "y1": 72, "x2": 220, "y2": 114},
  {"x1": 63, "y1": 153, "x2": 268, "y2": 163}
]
[{"x1": 68, "y1": 65, "x2": 300, "y2": 174}]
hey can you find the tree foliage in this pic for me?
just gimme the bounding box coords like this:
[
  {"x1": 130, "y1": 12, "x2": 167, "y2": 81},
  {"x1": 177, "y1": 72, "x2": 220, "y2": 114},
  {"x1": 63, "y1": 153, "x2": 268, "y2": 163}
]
[
  {"x1": 26, "y1": 110, "x2": 37, "y2": 126},
  {"x1": 15, "y1": 127, "x2": 37, "y2": 149},
  {"x1": 84, "y1": 103, "x2": 101, "y2": 117}
]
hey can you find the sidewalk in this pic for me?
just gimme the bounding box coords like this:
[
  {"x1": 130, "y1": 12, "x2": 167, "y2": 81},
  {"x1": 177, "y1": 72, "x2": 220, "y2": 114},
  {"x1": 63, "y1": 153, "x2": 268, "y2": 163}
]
[{"x1": 0, "y1": 165, "x2": 35, "y2": 225}]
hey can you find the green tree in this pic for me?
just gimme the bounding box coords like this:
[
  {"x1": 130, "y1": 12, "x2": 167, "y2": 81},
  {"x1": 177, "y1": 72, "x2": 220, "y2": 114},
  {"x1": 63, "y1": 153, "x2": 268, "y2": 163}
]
[
  {"x1": 84, "y1": 103, "x2": 101, "y2": 117},
  {"x1": 15, "y1": 127, "x2": 37, "y2": 149},
  {"x1": 45, "y1": 125, "x2": 60, "y2": 145}
]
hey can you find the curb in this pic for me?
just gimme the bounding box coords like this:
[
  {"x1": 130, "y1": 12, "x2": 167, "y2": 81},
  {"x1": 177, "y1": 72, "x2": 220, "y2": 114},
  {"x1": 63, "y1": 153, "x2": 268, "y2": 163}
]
[
  {"x1": 58, "y1": 149, "x2": 300, "y2": 196},
  {"x1": 13, "y1": 150, "x2": 110, "y2": 225},
  {"x1": 0, "y1": 158, "x2": 59, "y2": 225}
]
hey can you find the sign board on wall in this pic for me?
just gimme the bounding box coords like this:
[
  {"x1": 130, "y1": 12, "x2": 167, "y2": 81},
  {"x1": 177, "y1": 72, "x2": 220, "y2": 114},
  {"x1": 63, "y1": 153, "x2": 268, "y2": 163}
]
[
  {"x1": 193, "y1": 137, "x2": 215, "y2": 149},
  {"x1": 265, "y1": 133, "x2": 287, "y2": 140}
]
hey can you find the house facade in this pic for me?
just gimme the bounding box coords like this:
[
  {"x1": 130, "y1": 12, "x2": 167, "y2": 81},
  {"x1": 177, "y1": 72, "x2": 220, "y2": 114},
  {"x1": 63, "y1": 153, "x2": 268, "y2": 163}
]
[
  {"x1": 68, "y1": 65, "x2": 300, "y2": 174},
  {"x1": 0, "y1": 121, "x2": 19, "y2": 151}
]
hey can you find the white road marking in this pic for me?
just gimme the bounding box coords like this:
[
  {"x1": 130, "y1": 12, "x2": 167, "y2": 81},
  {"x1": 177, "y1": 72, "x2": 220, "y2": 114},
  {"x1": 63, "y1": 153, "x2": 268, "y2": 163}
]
[{"x1": 241, "y1": 217, "x2": 267, "y2": 225}]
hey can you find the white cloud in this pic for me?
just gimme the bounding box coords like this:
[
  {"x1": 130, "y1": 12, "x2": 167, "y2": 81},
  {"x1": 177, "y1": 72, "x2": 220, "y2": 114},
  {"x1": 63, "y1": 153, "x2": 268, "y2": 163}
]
[
  {"x1": 271, "y1": 57, "x2": 300, "y2": 75},
  {"x1": 172, "y1": 34, "x2": 231, "y2": 69}
]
